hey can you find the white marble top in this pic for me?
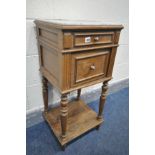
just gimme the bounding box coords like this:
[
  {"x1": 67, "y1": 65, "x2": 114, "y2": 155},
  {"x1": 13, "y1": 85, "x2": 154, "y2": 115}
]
[{"x1": 36, "y1": 19, "x2": 121, "y2": 26}]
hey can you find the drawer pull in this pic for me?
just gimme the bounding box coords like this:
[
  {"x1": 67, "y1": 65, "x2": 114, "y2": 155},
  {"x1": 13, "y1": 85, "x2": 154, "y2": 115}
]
[
  {"x1": 94, "y1": 36, "x2": 99, "y2": 41},
  {"x1": 90, "y1": 65, "x2": 96, "y2": 70}
]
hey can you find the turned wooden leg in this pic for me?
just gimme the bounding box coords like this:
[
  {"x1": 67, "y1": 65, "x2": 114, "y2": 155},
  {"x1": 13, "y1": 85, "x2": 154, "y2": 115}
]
[
  {"x1": 77, "y1": 89, "x2": 81, "y2": 100},
  {"x1": 42, "y1": 77, "x2": 48, "y2": 112},
  {"x1": 60, "y1": 94, "x2": 68, "y2": 140},
  {"x1": 97, "y1": 81, "x2": 108, "y2": 120}
]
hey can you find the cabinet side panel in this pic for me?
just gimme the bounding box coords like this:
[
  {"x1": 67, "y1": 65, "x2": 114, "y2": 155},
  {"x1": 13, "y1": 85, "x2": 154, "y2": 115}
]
[
  {"x1": 35, "y1": 25, "x2": 63, "y2": 90},
  {"x1": 36, "y1": 23, "x2": 63, "y2": 51},
  {"x1": 41, "y1": 46, "x2": 59, "y2": 79}
]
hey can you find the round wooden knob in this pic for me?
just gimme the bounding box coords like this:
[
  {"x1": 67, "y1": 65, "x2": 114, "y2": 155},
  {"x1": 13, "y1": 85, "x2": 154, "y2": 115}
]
[
  {"x1": 94, "y1": 36, "x2": 99, "y2": 41},
  {"x1": 90, "y1": 65, "x2": 96, "y2": 70}
]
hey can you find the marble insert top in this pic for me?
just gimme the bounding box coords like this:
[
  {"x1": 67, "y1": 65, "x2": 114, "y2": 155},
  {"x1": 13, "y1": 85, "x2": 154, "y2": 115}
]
[{"x1": 35, "y1": 19, "x2": 121, "y2": 26}]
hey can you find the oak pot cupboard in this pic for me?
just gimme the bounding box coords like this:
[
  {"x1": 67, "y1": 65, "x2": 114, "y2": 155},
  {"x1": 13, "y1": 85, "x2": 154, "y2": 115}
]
[{"x1": 35, "y1": 19, "x2": 123, "y2": 150}]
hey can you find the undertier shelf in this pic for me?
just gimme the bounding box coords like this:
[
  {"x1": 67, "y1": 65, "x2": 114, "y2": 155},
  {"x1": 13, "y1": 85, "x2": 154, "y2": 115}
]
[{"x1": 43, "y1": 99, "x2": 103, "y2": 146}]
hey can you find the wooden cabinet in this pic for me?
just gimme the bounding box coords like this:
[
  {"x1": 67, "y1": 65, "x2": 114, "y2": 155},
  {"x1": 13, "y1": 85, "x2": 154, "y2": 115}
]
[{"x1": 35, "y1": 20, "x2": 123, "y2": 150}]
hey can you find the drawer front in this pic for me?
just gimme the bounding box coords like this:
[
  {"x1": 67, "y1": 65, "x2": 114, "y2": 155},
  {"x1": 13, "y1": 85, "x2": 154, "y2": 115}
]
[
  {"x1": 71, "y1": 49, "x2": 110, "y2": 87},
  {"x1": 63, "y1": 32, "x2": 115, "y2": 49},
  {"x1": 74, "y1": 32, "x2": 114, "y2": 47}
]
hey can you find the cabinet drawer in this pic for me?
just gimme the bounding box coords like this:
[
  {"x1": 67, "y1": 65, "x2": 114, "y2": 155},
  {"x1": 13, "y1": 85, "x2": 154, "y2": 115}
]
[
  {"x1": 63, "y1": 32, "x2": 115, "y2": 49},
  {"x1": 74, "y1": 32, "x2": 114, "y2": 47},
  {"x1": 71, "y1": 49, "x2": 110, "y2": 87}
]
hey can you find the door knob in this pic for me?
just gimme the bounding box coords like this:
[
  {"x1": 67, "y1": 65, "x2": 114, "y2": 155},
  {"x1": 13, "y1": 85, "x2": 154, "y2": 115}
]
[
  {"x1": 90, "y1": 65, "x2": 96, "y2": 70},
  {"x1": 94, "y1": 36, "x2": 99, "y2": 41}
]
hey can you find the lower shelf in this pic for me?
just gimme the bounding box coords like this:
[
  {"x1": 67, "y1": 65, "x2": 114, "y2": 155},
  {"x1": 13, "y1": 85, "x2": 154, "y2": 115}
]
[{"x1": 43, "y1": 99, "x2": 103, "y2": 146}]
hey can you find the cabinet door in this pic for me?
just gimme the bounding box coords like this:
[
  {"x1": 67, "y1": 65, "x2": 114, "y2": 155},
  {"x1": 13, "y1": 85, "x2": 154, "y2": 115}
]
[{"x1": 71, "y1": 49, "x2": 111, "y2": 87}]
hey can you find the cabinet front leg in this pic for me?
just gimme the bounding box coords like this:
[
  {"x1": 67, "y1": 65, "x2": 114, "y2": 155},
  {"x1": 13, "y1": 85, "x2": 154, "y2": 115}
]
[
  {"x1": 97, "y1": 81, "x2": 108, "y2": 120},
  {"x1": 60, "y1": 94, "x2": 68, "y2": 140},
  {"x1": 42, "y1": 77, "x2": 48, "y2": 113}
]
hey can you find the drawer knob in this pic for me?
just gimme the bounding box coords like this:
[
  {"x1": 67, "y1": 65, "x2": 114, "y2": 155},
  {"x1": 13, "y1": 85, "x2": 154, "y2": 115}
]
[
  {"x1": 90, "y1": 65, "x2": 96, "y2": 70},
  {"x1": 94, "y1": 36, "x2": 99, "y2": 41}
]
